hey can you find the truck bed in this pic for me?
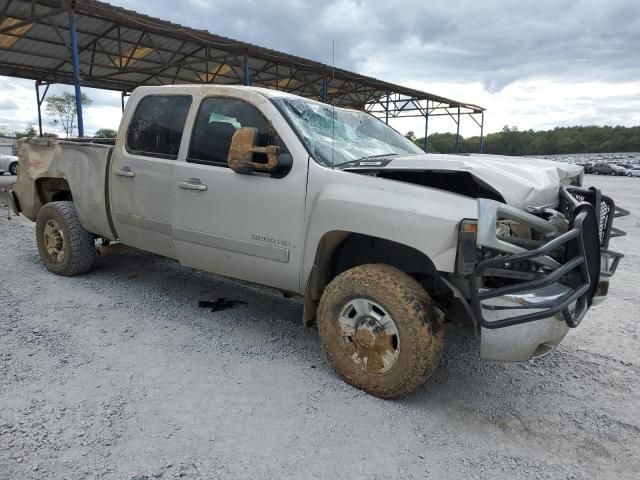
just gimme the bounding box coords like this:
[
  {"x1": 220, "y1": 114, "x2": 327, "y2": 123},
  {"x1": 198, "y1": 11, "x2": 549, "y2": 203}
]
[{"x1": 13, "y1": 137, "x2": 115, "y2": 240}]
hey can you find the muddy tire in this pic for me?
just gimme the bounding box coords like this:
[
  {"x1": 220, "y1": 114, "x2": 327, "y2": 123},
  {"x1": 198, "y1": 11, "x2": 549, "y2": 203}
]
[
  {"x1": 317, "y1": 264, "x2": 444, "y2": 398},
  {"x1": 9, "y1": 162, "x2": 18, "y2": 175},
  {"x1": 35, "y1": 201, "x2": 96, "y2": 276}
]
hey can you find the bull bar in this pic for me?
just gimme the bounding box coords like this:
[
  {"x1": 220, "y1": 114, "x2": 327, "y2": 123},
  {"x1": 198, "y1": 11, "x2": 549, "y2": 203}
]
[{"x1": 465, "y1": 186, "x2": 627, "y2": 331}]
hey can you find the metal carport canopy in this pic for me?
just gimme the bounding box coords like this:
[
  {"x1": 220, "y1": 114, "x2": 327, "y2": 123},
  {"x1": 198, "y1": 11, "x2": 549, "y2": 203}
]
[{"x1": 0, "y1": 0, "x2": 485, "y2": 148}]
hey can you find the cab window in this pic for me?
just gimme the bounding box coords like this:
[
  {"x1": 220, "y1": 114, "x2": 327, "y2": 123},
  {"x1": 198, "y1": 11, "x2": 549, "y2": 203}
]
[
  {"x1": 126, "y1": 95, "x2": 192, "y2": 160},
  {"x1": 188, "y1": 97, "x2": 285, "y2": 167}
]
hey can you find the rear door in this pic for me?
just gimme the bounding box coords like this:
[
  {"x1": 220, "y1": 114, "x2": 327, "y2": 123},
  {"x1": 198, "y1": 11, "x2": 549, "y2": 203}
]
[
  {"x1": 172, "y1": 92, "x2": 308, "y2": 292},
  {"x1": 110, "y1": 94, "x2": 192, "y2": 258}
]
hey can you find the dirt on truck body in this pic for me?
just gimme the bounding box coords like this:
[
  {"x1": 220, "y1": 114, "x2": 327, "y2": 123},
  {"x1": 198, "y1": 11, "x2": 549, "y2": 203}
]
[{"x1": 9, "y1": 84, "x2": 628, "y2": 398}]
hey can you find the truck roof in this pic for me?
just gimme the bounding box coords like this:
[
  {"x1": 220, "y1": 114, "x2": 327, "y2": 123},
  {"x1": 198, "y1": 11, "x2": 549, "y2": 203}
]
[{"x1": 131, "y1": 84, "x2": 310, "y2": 102}]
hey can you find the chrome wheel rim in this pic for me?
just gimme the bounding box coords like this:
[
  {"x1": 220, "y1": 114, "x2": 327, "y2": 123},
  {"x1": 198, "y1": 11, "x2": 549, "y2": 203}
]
[
  {"x1": 43, "y1": 219, "x2": 65, "y2": 263},
  {"x1": 337, "y1": 298, "x2": 400, "y2": 374}
]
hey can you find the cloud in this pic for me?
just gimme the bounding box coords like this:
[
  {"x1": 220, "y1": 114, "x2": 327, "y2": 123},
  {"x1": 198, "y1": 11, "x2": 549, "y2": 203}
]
[
  {"x1": 0, "y1": 98, "x2": 18, "y2": 110},
  {"x1": 106, "y1": 0, "x2": 640, "y2": 90},
  {"x1": 0, "y1": 0, "x2": 638, "y2": 137}
]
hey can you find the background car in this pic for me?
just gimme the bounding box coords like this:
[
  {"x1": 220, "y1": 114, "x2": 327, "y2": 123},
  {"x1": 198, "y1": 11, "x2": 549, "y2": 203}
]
[
  {"x1": 628, "y1": 166, "x2": 640, "y2": 177},
  {"x1": 593, "y1": 163, "x2": 615, "y2": 175},
  {"x1": 583, "y1": 163, "x2": 595, "y2": 173},
  {"x1": 610, "y1": 164, "x2": 630, "y2": 176},
  {"x1": 0, "y1": 154, "x2": 18, "y2": 175}
]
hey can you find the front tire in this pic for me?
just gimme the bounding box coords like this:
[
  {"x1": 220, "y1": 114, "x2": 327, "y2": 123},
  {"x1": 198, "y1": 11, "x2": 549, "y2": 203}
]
[
  {"x1": 35, "y1": 201, "x2": 96, "y2": 276},
  {"x1": 317, "y1": 264, "x2": 444, "y2": 398},
  {"x1": 594, "y1": 170, "x2": 600, "y2": 175},
  {"x1": 9, "y1": 162, "x2": 17, "y2": 175}
]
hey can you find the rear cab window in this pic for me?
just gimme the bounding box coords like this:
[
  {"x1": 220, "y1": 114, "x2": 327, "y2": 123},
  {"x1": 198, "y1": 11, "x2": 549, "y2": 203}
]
[{"x1": 126, "y1": 95, "x2": 192, "y2": 159}]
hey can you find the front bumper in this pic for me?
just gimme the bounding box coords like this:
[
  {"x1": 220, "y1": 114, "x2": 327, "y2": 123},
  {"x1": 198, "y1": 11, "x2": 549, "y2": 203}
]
[{"x1": 465, "y1": 186, "x2": 627, "y2": 361}]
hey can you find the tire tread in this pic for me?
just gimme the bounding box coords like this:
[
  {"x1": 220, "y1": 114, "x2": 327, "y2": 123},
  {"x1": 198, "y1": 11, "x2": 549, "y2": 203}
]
[
  {"x1": 317, "y1": 264, "x2": 444, "y2": 398},
  {"x1": 35, "y1": 201, "x2": 96, "y2": 276}
]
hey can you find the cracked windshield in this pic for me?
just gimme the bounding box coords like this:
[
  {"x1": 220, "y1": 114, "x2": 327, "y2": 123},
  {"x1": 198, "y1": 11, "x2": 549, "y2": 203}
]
[{"x1": 274, "y1": 97, "x2": 423, "y2": 167}]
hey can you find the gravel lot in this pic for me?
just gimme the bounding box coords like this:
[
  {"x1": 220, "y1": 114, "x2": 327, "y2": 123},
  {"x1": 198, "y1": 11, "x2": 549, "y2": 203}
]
[{"x1": 1, "y1": 173, "x2": 639, "y2": 479}]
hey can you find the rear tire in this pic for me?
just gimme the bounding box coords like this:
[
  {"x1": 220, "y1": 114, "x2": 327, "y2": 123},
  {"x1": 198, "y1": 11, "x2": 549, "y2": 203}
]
[
  {"x1": 317, "y1": 264, "x2": 444, "y2": 398},
  {"x1": 35, "y1": 201, "x2": 96, "y2": 276},
  {"x1": 595, "y1": 170, "x2": 600, "y2": 175},
  {"x1": 9, "y1": 162, "x2": 17, "y2": 175}
]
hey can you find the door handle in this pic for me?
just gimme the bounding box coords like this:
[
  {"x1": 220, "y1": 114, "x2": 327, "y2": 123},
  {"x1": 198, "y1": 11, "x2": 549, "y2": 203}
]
[
  {"x1": 178, "y1": 179, "x2": 207, "y2": 191},
  {"x1": 114, "y1": 167, "x2": 135, "y2": 177}
]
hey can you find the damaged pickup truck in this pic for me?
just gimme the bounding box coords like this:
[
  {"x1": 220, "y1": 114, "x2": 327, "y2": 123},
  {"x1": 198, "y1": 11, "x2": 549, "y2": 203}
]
[{"x1": 9, "y1": 85, "x2": 628, "y2": 398}]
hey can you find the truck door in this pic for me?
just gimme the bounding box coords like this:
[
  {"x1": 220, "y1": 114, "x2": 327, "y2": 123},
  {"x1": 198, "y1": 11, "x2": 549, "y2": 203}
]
[
  {"x1": 110, "y1": 94, "x2": 192, "y2": 258},
  {"x1": 172, "y1": 95, "x2": 307, "y2": 292}
]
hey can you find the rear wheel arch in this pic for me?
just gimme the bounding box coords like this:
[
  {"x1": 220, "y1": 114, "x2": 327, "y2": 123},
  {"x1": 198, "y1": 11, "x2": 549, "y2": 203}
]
[
  {"x1": 35, "y1": 177, "x2": 73, "y2": 205},
  {"x1": 303, "y1": 231, "x2": 450, "y2": 326}
]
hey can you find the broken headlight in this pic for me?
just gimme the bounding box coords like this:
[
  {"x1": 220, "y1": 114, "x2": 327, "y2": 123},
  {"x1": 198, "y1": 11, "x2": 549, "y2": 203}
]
[
  {"x1": 495, "y1": 219, "x2": 532, "y2": 240},
  {"x1": 456, "y1": 218, "x2": 551, "y2": 278},
  {"x1": 455, "y1": 219, "x2": 478, "y2": 275}
]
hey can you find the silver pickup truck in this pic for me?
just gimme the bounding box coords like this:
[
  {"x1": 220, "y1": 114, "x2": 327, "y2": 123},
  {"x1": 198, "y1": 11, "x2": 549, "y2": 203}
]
[{"x1": 9, "y1": 85, "x2": 627, "y2": 398}]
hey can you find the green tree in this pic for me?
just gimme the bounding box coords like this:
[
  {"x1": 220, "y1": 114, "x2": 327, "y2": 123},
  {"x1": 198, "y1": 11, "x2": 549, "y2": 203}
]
[
  {"x1": 94, "y1": 128, "x2": 117, "y2": 138},
  {"x1": 15, "y1": 126, "x2": 37, "y2": 139},
  {"x1": 404, "y1": 130, "x2": 416, "y2": 142},
  {"x1": 45, "y1": 92, "x2": 92, "y2": 138},
  {"x1": 410, "y1": 125, "x2": 640, "y2": 156}
]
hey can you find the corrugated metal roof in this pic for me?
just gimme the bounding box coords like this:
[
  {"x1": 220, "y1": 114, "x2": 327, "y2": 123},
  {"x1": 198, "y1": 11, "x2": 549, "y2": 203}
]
[{"x1": 0, "y1": 0, "x2": 484, "y2": 117}]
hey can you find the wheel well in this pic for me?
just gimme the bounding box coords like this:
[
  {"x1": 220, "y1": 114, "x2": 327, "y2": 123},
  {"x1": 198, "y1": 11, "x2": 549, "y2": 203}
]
[
  {"x1": 35, "y1": 177, "x2": 73, "y2": 204},
  {"x1": 303, "y1": 231, "x2": 452, "y2": 326}
]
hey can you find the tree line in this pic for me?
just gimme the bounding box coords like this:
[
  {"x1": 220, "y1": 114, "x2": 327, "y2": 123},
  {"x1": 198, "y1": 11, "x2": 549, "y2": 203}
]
[{"x1": 407, "y1": 125, "x2": 640, "y2": 155}]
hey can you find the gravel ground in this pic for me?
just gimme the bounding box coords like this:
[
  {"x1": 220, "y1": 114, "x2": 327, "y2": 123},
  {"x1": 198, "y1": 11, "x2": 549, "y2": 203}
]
[{"x1": 1, "y1": 173, "x2": 639, "y2": 480}]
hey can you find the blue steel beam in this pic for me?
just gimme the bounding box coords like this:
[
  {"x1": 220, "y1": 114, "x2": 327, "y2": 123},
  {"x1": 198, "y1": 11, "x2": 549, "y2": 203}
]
[
  {"x1": 385, "y1": 90, "x2": 390, "y2": 124},
  {"x1": 423, "y1": 101, "x2": 429, "y2": 152},
  {"x1": 480, "y1": 111, "x2": 485, "y2": 153},
  {"x1": 243, "y1": 52, "x2": 250, "y2": 86},
  {"x1": 68, "y1": 11, "x2": 84, "y2": 138},
  {"x1": 455, "y1": 106, "x2": 461, "y2": 153}
]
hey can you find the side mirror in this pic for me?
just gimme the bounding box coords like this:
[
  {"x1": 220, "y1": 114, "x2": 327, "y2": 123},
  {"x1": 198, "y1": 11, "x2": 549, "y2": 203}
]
[{"x1": 228, "y1": 127, "x2": 281, "y2": 174}]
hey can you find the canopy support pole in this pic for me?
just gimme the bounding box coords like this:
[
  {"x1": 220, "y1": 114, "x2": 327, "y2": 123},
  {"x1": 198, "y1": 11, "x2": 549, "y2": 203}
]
[
  {"x1": 68, "y1": 10, "x2": 84, "y2": 138},
  {"x1": 455, "y1": 106, "x2": 461, "y2": 153},
  {"x1": 423, "y1": 100, "x2": 429, "y2": 152},
  {"x1": 35, "y1": 81, "x2": 50, "y2": 137},
  {"x1": 480, "y1": 111, "x2": 485, "y2": 153},
  {"x1": 385, "y1": 91, "x2": 390, "y2": 124},
  {"x1": 243, "y1": 52, "x2": 250, "y2": 86}
]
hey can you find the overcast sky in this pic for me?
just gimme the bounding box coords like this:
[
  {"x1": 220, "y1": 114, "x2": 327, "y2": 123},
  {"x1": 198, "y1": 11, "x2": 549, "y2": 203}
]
[{"x1": 1, "y1": 0, "x2": 639, "y2": 137}]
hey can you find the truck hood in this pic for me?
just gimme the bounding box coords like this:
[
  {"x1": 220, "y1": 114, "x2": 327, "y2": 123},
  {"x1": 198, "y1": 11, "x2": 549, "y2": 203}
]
[{"x1": 343, "y1": 153, "x2": 583, "y2": 210}]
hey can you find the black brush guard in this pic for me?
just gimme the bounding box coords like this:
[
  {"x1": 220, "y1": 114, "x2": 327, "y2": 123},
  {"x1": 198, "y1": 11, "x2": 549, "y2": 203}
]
[{"x1": 469, "y1": 186, "x2": 626, "y2": 330}]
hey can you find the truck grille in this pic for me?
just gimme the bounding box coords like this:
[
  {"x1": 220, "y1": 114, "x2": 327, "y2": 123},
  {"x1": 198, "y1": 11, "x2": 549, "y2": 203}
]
[{"x1": 561, "y1": 187, "x2": 615, "y2": 249}]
